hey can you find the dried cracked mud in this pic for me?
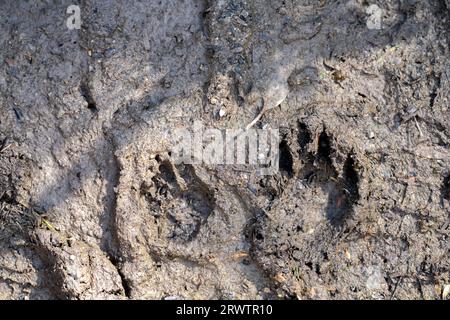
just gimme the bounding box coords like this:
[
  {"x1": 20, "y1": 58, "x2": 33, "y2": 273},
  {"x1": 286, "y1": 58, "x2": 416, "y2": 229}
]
[{"x1": 0, "y1": 0, "x2": 449, "y2": 300}]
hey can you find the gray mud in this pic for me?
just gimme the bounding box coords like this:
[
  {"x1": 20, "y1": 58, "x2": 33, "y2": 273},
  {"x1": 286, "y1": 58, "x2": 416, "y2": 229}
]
[{"x1": 0, "y1": 0, "x2": 449, "y2": 299}]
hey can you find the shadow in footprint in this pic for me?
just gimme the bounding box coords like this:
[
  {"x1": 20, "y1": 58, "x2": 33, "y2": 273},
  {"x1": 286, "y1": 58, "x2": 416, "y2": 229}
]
[
  {"x1": 325, "y1": 152, "x2": 360, "y2": 228},
  {"x1": 440, "y1": 173, "x2": 450, "y2": 205}
]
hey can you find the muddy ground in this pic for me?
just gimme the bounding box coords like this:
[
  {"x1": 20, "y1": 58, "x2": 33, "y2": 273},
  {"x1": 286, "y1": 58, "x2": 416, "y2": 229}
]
[{"x1": 0, "y1": 0, "x2": 449, "y2": 300}]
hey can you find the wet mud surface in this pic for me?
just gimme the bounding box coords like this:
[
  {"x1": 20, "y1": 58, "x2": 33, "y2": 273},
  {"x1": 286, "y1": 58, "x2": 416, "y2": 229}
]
[{"x1": 0, "y1": 0, "x2": 449, "y2": 299}]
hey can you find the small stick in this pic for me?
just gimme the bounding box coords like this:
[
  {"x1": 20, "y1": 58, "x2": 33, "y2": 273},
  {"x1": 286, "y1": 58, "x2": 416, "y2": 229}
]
[
  {"x1": 414, "y1": 116, "x2": 423, "y2": 137},
  {"x1": 245, "y1": 101, "x2": 267, "y2": 131}
]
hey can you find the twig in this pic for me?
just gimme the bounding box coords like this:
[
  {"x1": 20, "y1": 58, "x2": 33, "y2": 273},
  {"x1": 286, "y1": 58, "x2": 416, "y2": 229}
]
[
  {"x1": 245, "y1": 101, "x2": 268, "y2": 131},
  {"x1": 414, "y1": 116, "x2": 423, "y2": 137}
]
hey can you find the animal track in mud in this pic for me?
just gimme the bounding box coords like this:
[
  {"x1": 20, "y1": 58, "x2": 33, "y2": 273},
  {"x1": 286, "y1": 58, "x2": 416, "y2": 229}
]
[
  {"x1": 249, "y1": 120, "x2": 364, "y2": 297},
  {"x1": 140, "y1": 157, "x2": 215, "y2": 242},
  {"x1": 253, "y1": 120, "x2": 361, "y2": 225},
  {"x1": 308, "y1": 128, "x2": 359, "y2": 226},
  {"x1": 262, "y1": 121, "x2": 361, "y2": 227}
]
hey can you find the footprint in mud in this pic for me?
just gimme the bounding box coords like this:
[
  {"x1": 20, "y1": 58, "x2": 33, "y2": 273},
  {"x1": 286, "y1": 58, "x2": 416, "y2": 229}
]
[
  {"x1": 251, "y1": 121, "x2": 362, "y2": 297},
  {"x1": 131, "y1": 154, "x2": 274, "y2": 299},
  {"x1": 140, "y1": 156, "x2": 215, "y2": 242},
  {"x1": 314, "y1": 129, "x2": 360, "y2": 227},
  {"x1": 291, "y1": 124, "x2": 360, "y2": 227},
  {"x1": 259, "y1": 122, "x2": 360, "y2": 227}
]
